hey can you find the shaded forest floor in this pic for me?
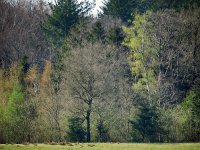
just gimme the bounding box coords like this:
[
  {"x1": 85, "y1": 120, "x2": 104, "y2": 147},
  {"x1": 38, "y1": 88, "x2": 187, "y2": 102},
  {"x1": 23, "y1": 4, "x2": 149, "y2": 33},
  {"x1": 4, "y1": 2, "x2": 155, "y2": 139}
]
[{"x1": 0, "y1": 143, "x2": 200, "y2": 150}]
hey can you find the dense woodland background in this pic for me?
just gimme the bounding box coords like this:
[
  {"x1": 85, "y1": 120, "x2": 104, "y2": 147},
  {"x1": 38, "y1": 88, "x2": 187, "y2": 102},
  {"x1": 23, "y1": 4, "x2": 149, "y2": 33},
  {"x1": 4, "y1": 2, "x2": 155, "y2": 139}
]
[{"x1": 0, "y1": 0, "x2": 200, "y2": 143}]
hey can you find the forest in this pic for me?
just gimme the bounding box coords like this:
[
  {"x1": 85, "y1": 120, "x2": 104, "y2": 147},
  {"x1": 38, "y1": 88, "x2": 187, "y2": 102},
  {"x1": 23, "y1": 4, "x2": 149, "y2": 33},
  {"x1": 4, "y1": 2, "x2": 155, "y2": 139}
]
[{"x1": 0, "y1": 0, "x2": 200, "y2": 144}]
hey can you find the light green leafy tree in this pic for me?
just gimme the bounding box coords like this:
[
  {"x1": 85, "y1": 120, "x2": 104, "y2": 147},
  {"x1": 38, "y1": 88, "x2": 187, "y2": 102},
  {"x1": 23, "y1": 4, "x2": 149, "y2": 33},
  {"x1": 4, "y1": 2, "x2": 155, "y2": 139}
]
[
  {"x1": 123, "y1": 12, "x2": 158, "y2": 105},
  {"x1": 182, "y1": 89, "x2": 200, "y2": 141},
  {"x1": 6, "y1": 79, "x2": 25, "y2": 143}
]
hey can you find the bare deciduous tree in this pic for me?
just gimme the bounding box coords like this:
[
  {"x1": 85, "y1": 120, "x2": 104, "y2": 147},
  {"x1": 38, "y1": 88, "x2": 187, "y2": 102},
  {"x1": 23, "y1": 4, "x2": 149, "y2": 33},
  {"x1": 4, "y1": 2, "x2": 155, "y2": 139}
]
[{"x1": 62, "y1": 41, "x2": 134, "y2": 142}]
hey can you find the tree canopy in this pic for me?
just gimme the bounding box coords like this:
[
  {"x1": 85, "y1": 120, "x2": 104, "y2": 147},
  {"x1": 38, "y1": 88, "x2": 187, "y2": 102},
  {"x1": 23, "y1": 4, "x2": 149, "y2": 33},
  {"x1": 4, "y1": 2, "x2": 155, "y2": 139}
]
[{"x1": 0, "y1": 0, "x2": 200, "y2": 144}]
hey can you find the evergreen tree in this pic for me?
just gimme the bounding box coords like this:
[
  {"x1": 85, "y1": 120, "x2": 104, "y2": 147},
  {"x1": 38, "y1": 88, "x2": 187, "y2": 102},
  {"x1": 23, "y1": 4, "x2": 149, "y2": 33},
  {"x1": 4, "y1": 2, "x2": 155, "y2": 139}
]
[
  {"x1": 101, "y1": 0, "x2": 143, "y2": 23},
  {"x1": 43, "y1": 0, "x2": 91, "y2": 47},
  {"x1": 90, "y1": 21, "x2": 106, "y2": 43},
  {"x1": 102, "y1": 0, "x2": 200, "y2": 24},
  {"x1": 19, "y1": 56, "x2": 29, "y2": 88},
  {"x1": 107, "y1": 26, "x2": 124, "y2": 45},
  {"x1": 150, "y1": 0, "x2": 200, "y2": 11},
  {"x1": 96, "y1": 120, "x2": 109, "y2": 142},
  {"x1": 130, "y1": 103, "x2": 164, "y2": 142},
  {"x1": 67, "y1": 116, "x2": 86, "y2": 142},
  {"x1": 43, "y1": 0, "x2": 91, "y2": 96}
]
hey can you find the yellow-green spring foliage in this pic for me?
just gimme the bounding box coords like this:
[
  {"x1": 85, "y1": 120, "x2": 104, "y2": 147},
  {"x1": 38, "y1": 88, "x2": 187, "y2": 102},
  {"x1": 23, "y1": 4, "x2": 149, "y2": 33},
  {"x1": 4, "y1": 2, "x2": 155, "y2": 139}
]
[{"x1": 123, "y1": 12, "x2": 157, "y2": 96}]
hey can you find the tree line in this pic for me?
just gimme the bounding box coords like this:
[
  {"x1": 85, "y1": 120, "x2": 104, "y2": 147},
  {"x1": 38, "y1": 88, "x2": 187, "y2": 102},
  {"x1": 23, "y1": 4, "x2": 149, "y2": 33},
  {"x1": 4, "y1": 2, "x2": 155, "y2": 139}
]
[{"x1": 0, "y1": 0, "x2": 200, "y2": 143}]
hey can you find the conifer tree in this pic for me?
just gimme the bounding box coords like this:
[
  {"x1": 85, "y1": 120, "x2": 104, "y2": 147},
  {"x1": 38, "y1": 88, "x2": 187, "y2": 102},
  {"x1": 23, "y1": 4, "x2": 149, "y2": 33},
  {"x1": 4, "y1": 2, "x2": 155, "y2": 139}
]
[
  {"x1": 43, "y1": 0, "x2": 91, "y2": 47},
  {"x1": 43, "y1": 0, "x2": 91, "y2": 97},
  {"x1": 90, "y1": 21, "x2": 106, "y2": 43},
  {"x1": 102, "y1": 0, "x2": 200, "y2": 24},
  {"x1": 67, "y1": 116, "x2": 86, "y2": 142},
  {"x1": 130, "y1": 103, "x2": 164, "y2": 142},
  {"x1": 101, "y1": 0, "x2": 145, "y2": 23},
  {"x1": 96, "y1": 120, "x2": 109, "y2": 142}
]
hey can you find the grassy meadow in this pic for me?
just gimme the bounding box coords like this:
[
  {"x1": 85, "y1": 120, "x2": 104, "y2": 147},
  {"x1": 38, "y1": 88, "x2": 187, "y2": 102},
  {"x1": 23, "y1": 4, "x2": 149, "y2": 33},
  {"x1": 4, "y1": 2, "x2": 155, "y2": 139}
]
[{"x1": 0, "y1": 143, "x2": 200, "y2": 150}]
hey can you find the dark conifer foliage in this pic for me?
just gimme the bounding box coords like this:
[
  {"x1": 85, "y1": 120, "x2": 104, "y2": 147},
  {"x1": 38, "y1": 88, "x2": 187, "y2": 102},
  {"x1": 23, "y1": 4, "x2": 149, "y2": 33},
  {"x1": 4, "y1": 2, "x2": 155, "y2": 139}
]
[
  {"x1": 43, "y1": 0, "x2": 91, "y2": 47},
  {"x1": 67, "y1": 116, "x2": 86, "y2": 142},
  {"x1": 130, "y1": 104, "x2": 164, "y2": 142},
  {"x1": 101, "y1": 0, "x2": 142, "y2": 23},
  {"x1": 101, "y1": 0, "x2": 200, "y2": 24}
]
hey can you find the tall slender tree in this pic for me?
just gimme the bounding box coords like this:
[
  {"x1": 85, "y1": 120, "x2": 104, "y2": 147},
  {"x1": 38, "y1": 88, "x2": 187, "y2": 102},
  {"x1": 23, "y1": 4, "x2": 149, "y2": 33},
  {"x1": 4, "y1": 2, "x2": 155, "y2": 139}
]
[{"x1": 43, "y1": 0, "x2": 91, "y2": 99}]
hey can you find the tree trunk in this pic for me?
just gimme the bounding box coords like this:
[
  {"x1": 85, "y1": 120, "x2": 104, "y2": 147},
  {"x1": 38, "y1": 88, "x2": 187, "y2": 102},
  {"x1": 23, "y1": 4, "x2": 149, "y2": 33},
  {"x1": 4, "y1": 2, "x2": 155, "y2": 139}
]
[
  {"x1": 86, "y1": 109, "x2": 91, "y2": 142},
  {"x1": 86, "y1": 100, "x2": 92, "y2": 143}
]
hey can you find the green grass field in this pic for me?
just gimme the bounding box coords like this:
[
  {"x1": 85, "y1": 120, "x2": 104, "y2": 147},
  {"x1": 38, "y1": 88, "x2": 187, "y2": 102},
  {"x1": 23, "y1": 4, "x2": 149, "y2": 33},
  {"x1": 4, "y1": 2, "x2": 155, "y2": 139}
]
[{"x1": 0, "y1": 143, "x2": 200, "y2": 150}]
